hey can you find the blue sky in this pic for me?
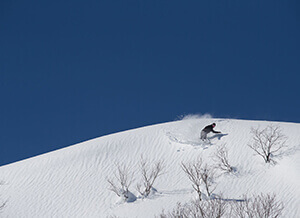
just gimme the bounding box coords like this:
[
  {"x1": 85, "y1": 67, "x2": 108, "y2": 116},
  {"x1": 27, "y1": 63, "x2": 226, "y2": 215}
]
[{"x1": 1, "y1": 0, "x2": 299, "y2": 166}]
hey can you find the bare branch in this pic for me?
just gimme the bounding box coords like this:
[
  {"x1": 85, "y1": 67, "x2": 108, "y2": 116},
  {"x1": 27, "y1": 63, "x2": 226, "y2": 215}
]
[
  {"x1": 248, "y1": 125, "x2": 287, "y2": 163},
  {"x1": 231, "y1": 193, "x2": 284, "y2": 218},
  {"x1": 107, "y1": 163, "x2": 134, "y2": 200},
  {"x1": 136, "y1": 156, "x2": 165, "y2": 197},
  {"x1": 159, "y1": 193, "x2": 284, "y2": 218},
  {"x1": 181, "y1": 157, "x2": 217, "y2": 199},
  {"x1": 213, "y1": 144, "x2": 234, "y2": 173},
  {"x1": 158, "y1": 198, "x2": 229, "y2": 218},
  {"x1": 181, "y1": 157, "x2": 203, "y2": 200},
  {"x1": 201, "y1": 164, "x2": 217, "y2": 197}
]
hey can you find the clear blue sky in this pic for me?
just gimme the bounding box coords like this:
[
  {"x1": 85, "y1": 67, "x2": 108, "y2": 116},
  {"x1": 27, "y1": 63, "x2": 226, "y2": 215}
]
[{"x1": 1, "y1": 0, "x2": 299, "y2": 166}]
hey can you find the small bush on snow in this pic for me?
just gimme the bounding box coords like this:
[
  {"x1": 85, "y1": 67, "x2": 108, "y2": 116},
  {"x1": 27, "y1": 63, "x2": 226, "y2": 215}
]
[
  {"x1": 136, "y1": 156, "x2": 165, "y2": 198},
  {"x1": 158, "y1": 193, "x2": 284, "y2": 218},
  {"x1": 107, "y1": 156, "x2": 165, "y2": 202},
  {"x1": 107, "y1": 163, "x2": 136, "y2": 202},
  {"x1": 231, "y1": 193, "x2": 284, "y2": 218},
  {"x1": 181, "y1": 157, "x2": 216, "y2": 200},
  {"x1": 158, "y1": 198, "x2": 228, "y2": 218},
  {"x1": 213, "y1": 144, "x2": 234, "y2": 173}
]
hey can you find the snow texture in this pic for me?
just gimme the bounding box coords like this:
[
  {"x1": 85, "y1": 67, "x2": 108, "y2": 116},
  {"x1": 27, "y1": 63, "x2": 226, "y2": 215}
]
[{"x1": 0, "y1": 118, "x2": 299, "y2": 217}]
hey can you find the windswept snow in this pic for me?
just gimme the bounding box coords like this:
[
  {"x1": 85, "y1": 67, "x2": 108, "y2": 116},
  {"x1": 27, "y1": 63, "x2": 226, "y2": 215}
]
[{"x1": 0, "y1": 118, "x2": 299, "y2": 217}]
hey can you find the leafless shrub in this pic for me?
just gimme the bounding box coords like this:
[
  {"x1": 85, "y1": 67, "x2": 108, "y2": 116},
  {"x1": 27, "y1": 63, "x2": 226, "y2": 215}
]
[
  {"x1": 159, "y1": 193, "x2": 284, "y2": 218},
  {"x1": 158, "y1": 198, "x2": 229, "y2": 218},
  {"x1": 213, "y1": 144, "x2": 234, "y2": 173},
  {"x1": 201, "y1": 164, "x2": 217, "y2": 197},
  {"x1": 136, "y1": 156, "x2": 165, "y2": 197},
  {"x1": 253, "y1": 193, "x2": 284, "y2": 217},
  {"x1": 158, "y1": 202, "x2": 190, "y2": 218},
  {"x1": 248, "y1": 125, "x2": 288, "y2": 163},
  {"x1": 181, "y1": 157, "x2": 216, "y2": 199},
  {"x1": 231, "y1": 193, "x2": 284, "y2": 218},
  {"x1": 181, "y1": 157, "x2": 204, "y2": 200},
  {"x1": 190, "y1": 198, "x2": 228, "y2": 218},
  {"x1": 107, "y1": 163, "x2": 134, "y2": 200}
]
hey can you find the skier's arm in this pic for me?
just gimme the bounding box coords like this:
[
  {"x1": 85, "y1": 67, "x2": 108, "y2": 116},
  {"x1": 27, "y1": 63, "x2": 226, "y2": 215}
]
[{"x1": 212, "y1": 129, "x2": 221, "y2": 134}]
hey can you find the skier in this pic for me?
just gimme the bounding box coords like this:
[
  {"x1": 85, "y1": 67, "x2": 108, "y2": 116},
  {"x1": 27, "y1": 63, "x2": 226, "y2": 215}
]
[{"x1": 200, "y1": 123, "x2": 221, "y2": 141}]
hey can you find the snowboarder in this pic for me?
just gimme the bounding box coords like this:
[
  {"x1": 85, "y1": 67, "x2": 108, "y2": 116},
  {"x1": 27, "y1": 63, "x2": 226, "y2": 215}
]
[{"x1": 200, "y1": 123, "x2": 221, "y2": 141}]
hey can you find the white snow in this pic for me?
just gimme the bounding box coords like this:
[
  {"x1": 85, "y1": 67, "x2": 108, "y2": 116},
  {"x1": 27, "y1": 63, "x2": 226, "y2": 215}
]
[{"x1": 0, "y1": 118, "x2": 299, "y2": 217}]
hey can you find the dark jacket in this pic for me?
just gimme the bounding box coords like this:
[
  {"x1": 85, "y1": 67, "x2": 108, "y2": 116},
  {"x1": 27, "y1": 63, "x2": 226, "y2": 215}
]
[{"x1": 202, "y1": 124, "x2": 221, "y2": 134}]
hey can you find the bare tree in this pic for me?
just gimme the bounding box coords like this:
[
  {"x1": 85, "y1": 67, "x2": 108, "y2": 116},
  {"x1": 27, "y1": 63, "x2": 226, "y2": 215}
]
[
  {"x1": 200, "y1": 164, "x2": 217, "y2": 197},
  {"x1": 190, "y1": 198, "x2": 228, "y2": 218},
  {"x1": 213, "y1": 144, "x2": 234, "y2": 173},
  {"x1": 248, "y1": 125, "x2": 287, "y2": 163},
  {"x1": 158, "y1": 198, "x2": 229, "y2": 218},
  {"x1": 136, "y1": 156, "x2": 165, "y2": 197},
  {"x1": 107, "y1": 163, "x2": 134, "y2": 200},
  {"x1": 181, "y1": 158, "x2": 216, "y2": 199},
  {"x1": 181, "y1": 157, "x2": 204, "y2": 200},
  {"x1": 159, "y1": 202, "x2": 189, "y2": 218},
  {"x1": 231, "y1": 193, "x2": 284, "y2": 218},
  {"x1": 253, "y1": 193, "x2": 284, "y2": 218},
  {"x1": 159, "y1": 193, "x2": 284, "y2": 218}
]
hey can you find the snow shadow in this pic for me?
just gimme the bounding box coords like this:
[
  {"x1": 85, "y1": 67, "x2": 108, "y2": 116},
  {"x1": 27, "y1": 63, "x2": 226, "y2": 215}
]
[
  {"x1": 116, "y1": 191, "x2": 137, "y2": 204},
  {"x1": 219, "y1": 198, "x2": 245, "y2": 202},
  {"x1": 208, "y1": 133, "x2": 228, "y2": 141},
  {"x1": 273, "y1": 144, "x2": 300, "y2": 158}
]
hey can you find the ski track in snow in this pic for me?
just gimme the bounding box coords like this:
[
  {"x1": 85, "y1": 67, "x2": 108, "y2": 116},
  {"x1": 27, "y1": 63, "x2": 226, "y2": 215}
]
[{"x1": 0, "y1": 119, "x2": 300, "y2": 217}]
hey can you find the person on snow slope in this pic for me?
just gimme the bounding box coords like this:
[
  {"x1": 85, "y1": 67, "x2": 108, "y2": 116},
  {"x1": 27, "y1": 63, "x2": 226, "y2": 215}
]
[{"x1": 200, "y1": 123, "x2": 221, "y2": 141}]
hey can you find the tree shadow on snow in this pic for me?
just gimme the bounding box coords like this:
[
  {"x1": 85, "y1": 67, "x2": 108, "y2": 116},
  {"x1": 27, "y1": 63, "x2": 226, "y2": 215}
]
[
  {"x1": 210, "y1": 194, "x2": 245, "y2": 202},
  {"x1": 273, "y1": 144, "x2": 300, "y2": 159}
]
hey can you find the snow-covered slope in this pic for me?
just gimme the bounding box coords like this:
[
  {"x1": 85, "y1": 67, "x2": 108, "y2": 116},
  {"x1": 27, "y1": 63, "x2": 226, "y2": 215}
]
[{"x1": 0, "y1": 118, "x2": 299, "y2": 217}]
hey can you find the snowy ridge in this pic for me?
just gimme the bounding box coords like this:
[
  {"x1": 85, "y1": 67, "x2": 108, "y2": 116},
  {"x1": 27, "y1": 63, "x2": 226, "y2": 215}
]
[{"x1": 0, "y1": 118, "x2": 300, "y2": 217}]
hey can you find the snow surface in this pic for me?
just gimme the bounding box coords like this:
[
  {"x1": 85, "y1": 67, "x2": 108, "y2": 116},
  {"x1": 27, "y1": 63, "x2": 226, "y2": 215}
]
[{"x1": 0, "y1": 118, "x2": 299, "y2": 217}]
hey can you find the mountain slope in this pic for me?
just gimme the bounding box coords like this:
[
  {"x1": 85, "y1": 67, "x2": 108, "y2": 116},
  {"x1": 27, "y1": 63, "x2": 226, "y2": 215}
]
[{"x1": 0, "y1": 118, "x2": 299, "y2": 217}]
